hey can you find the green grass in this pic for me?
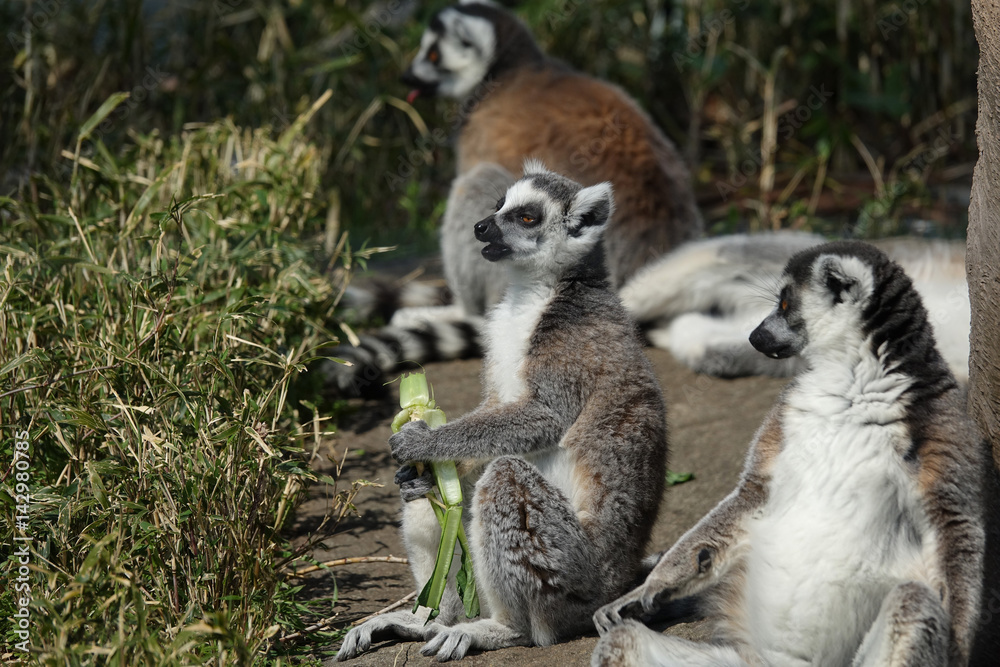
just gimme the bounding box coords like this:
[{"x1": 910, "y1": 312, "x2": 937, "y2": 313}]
[{"x1": 0, "y1": 95, "x2": 377, "y2": 665}]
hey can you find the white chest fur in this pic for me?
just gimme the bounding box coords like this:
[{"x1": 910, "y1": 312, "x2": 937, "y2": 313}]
[
  {"x1": 484, "y1": 283, "x2": 554, "y2": 404},
  {"x1": 743, "y1": 354, "x2": 935, "y2": 667}
]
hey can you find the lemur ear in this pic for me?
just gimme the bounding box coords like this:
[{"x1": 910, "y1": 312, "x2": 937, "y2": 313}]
[
  {"x1": 567, "y1": 182, "x2": 614, "y2": 238},
  {"x1": 817, "y1": 255, "x2": 872, "y2": 305},
  {"x1": 453, "y1": 18, "x2": 474, "y2": 46}
]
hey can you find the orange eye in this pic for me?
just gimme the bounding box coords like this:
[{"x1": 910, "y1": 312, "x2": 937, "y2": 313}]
[
  {"x1": 521, "y1": 215, "x2": 534, "y2": 224},
  {"x1": 780, "y1": 299, "x2": 788, "y2": 311},
  {"x1": 428, "y1": 48, "x2": 439, "y2": 64}
]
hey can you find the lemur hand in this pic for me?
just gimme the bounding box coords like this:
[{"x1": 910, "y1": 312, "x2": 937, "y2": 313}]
[
  {"x1": 592, "y1": 583, "x2": 657, "y2": 635},
  {"x1": 394, "y1": 464, "x2": 435, "y2": 502},
  {"x1": 389, "y1": 419, "x2": 432, "y2": 463}
]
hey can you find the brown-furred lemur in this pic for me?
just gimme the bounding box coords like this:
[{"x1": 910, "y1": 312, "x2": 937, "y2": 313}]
[{"x1": 324, "y1": 0, "x2": 702, "y2": 396}]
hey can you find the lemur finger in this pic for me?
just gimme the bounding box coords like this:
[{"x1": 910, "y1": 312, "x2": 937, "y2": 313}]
[
  {"x1": 400, "y1": 472, "x2": 436, "y2": 502},
  {"x1": 394, "y1": 464, "x2": 419, "y2": 485},
  {"x1": 592, "y1": 612, "x2": 610, "y2": 635},
  {"x1": 334, "y1": 627, "x2": 366, "y2": 661},
  {"x1": 593, "y1": 605, "x2": 624, "y2": 635},
  {"x1": 599, "y1": 595, "x2": 646, "y2": 631},
  {"x1": 333, "y1": 640, "x2": 352, "y2": 661},
  {"x1": 334, "y1": 632, "x2": 354, "y2": 660},
  {"x1": 354, "y1": 628, "x2": 372, "y2": 655},
  {"x1": 436, "y1": 631, "x2": 473, "y2": 662},
  {"x1": 423, "y1": 621, "x2": 446, "y2": 638},
  {"x1": 420, "y1": 631, "x2": 449, "y2": 656},
  {"x1": 640, "y1": 590, "x2": 660, "y2": 614}
]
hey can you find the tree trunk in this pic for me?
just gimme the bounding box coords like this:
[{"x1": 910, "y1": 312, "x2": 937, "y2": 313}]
[{"x1": 969, "y1": 1, "x2": 1000, "y2": 664}]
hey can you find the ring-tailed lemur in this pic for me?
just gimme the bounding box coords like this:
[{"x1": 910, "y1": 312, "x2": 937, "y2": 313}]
[
  {"x1": 334, "y1": 162, "x2": 669, "y2": 662},
  {"x1": 591, "y1": 241, "x2": 986, "y2": 667}
]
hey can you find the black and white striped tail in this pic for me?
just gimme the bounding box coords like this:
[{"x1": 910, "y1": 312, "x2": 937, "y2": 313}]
[
  {"x1": 318, "y1": 310, "x2": 483, "y2": 398},
  {"x1": 341, "y1": 279, "x2": 452, "y2": 324}
]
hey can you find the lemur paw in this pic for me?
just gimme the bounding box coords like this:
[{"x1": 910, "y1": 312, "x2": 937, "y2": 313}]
[
  {"x1": 389, "y1": 420, "x2": 432, "y2": 463},
  {"x1": 421, "y1": 625, "x2": 474, "y2": 662},
  {"x1": 394, "y1": 464, "x2": 435, "y2": 502},
  {"x1": 335, "y1": 624, "x2": 373, "y2": 661},
  {"x1": 592, "y1": 585, "x2": 658, "y2": 636}
]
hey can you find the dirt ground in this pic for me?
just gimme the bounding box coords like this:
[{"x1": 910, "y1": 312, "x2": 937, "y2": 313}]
[{"x1": 292, "y1": 347, "x2": 789, "y2": 665}]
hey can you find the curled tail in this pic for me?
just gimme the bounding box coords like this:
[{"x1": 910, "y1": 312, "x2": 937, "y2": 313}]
[{"x1": 317, "y1": 306, "x2": 484, "y2": 397}]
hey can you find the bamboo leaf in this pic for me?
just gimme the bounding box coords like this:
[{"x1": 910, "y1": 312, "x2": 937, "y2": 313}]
[
  {"x1": 123, "y1": 164, "x2": 179, "y2": 234},
  {"x1": 456, "y1": 537, "x2": 480, "y2": 618},
  {"x1": 0, "y1": 350, "x2": 39, "y2": 377},
  {"x1": 79, "y1": 92, "x2": 131, "y2": 141},
  {"x1": 87, "y1": 463, "x2": 111, "y2": 510},
  {"x1": 65, "y1": 409, "x2": 108, "y2": 433},
  {"x1": 75, "y1": 261, "x2": 115, "y2": 275}
]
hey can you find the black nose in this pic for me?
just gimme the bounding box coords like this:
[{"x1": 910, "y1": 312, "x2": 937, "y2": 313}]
[
  {"x1": 474, "y1": 216, "x2": 497, "y2": 242},
  {"x1": 748, "y1": 325, "x2": 775, "y2": 354},
  {"x1": 749, "y1": 322, "x2": 796, "y2": 359}
]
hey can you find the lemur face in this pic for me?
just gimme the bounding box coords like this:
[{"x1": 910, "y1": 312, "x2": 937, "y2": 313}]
[
  {"x1": 473, "y1": 161, "x2": 614, "y2": 270},
  {"x1": 751, "y1": 243, "x2": 877, "y2": 360},
  {"x1": 401, "y1": 3, "x2": 496, "y2": 102}
]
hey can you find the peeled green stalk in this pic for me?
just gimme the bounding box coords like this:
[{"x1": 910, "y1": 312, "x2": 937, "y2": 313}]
[
  {"x1": 393, "y1": 372, "x2": 479, "y2": 620},
  {"x1": 415, "y1": 504, "x2": 462, "y2": 616},
  {"x1": 431, "y1": 460, "x2": 463, "y2": 506}
]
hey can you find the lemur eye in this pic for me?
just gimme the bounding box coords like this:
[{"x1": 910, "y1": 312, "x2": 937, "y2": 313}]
[
  {"x1": 778, "y1": 287, "x2": 791, "y2": 312},
  {"x1": 428, "y1": 46, "x2": 441, "y2": 65},
  {"x1": 520, "y1": 215, "x2": 535, "y2": 224}
]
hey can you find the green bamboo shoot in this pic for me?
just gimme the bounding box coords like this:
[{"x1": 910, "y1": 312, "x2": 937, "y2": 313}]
[{"x1": 393, "y1": 372, "x2": 479, "y2": 621}]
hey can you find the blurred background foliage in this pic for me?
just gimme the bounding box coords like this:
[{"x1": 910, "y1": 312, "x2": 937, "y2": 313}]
[{"x1": 2, "y1": 0, "x2": 977, "y2": 246}]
